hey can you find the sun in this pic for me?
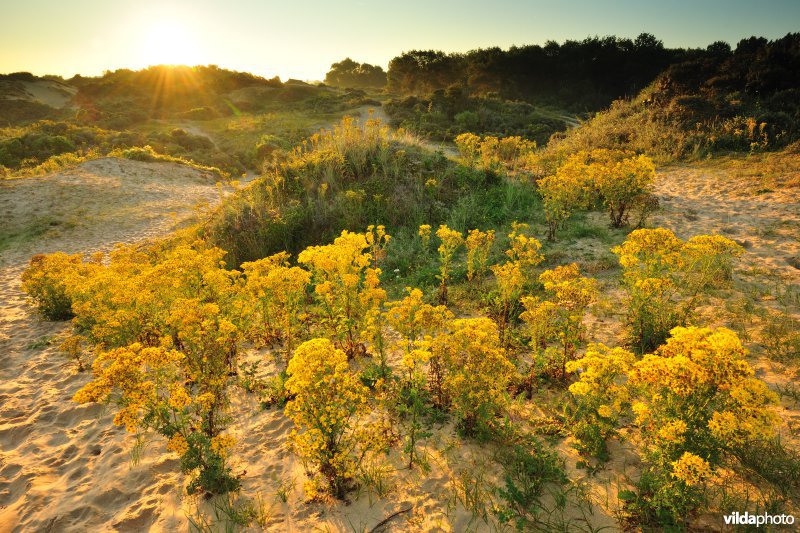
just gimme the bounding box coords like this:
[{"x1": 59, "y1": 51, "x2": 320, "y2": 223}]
[{"x1": 140, "y1": 20, "x2": 204, "y2": 66}]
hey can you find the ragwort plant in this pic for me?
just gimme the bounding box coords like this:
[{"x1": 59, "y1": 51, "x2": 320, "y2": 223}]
[
  {"x1": 434, "y1": 224, "x2": 464, "y2": 305},
  {"x1": 536, "y1": 149, "x2": 656, "y2": 239},
  {"x1": 21, "y1": 252, "x2": 89, "y2": 320},
  {"x1": 284, "y1": 338, "x2": 371, "y2": 499},
  {"x1": 432, "y1": 317, "x2": 515, "y2": 438},
  {"x1": 520, "y1": 263, "x2": 598, "y2": 381},
  {"x1": 489, "y1": 222, "x2": 544, "y2": 345},
  {"x1": 26, "y1": 243, "x2": 245, "y2": 495},
  {"x1": 589, "y1": 150, "x2": 656, "y2": 228},
  {"x1": 298, "y1": 229, "x2": 386, "y2": 358},
  {"x1": 241, "y1": 252, "x2": 311, "y2": 362},
  {"x1": 613, "y1": 228, "x2": 744, "y2": 353},
  {"x1": 465, "y1": 228, "x2": 495, "y2": 287},
  {"x1": 537, "y1": 155, "x2": 593, "y2": 241},
  {"x1": 565, "y1": 344, "x2": 636, "y2": 460},
  {"x1": 74, "y1": 341, "x2": 241, "y2": 495},
  {"x1": 455, "y1": 132, "x2": 536, "y2": 173},
  {"x1": 385, "y1": 287, "x2": 452, "y2": 468},
  {"x1": 627, "y1": 326, "x2": 779, "y2": 526}
]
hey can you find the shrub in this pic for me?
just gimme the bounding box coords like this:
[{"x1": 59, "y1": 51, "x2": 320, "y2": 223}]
[
  {"x1": 284, "y1": 338, "x2": 371, "y2": 498},
  {"x1": 613, "y1": 228, "x2": 743, "y2": 352},
  {"x1": 432, "y1": 317, "x2": 515, "y2": 437},
  {"x1": 537, "y1": 154, "x2": 593, "y2": 240},
  {"x1": 537, "y1": 149, "x2": 656, "y2": 239},
  {"x1": 46, "y1": 242, "x2": 246, "y2": 494},
  {"x1": 21, "y1": 252, "x2": 86, "y2": 319},
  {"x1": 455, "y1": 133, "x2": 536, "y2": 173},
  {"x1": 520, "y1": 264, "x2": 598, "y2": 380},
  {"x1": 590, "y1": 151, "x2": 656, "y2": 227},
  {"x1": 386, "y1": 287, "x2": 452, "y2": 382},
  {"x1": 164, "y1": 298, "x2": 240, "y2": 439},
  {"x1": 626, "y1": 326, "x2": 779, "y2": 525}
]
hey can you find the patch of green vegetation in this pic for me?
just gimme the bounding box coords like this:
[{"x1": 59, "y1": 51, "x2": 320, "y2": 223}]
[
  {"x1": 547, "y1": 34, "x2": 800, "y2": 161},
  {"x1": 26, "y1": 335, "x2": 54, "y2": 350},
  {"x1": 386, "y1": 88, "x2": 568, "y2": 144},
  {"x1": 0, "y1": 216, "x2": 68, "y2": 252},
  {"x1": 0, "y1": 66, "x2": 381, "y2": 180},
  {"x1": 200, "y1": 114, "x2": 569, "y2": 280}
]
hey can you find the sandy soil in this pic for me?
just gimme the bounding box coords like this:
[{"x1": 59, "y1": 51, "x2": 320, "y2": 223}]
[
  {"x1": 653, "y1": 162, "x2": 800, "y2": 287},
  {"x1": 0, "y1": 158, "x2": 223, "y2": 532},
  {"x1": 0, "y1": 155, "x2": 798, "y2": 532}
]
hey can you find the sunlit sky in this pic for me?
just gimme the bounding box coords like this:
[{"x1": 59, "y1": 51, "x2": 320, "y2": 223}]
[{"x1": 2, "y1": 0, "x2": 798, "y2": 80}]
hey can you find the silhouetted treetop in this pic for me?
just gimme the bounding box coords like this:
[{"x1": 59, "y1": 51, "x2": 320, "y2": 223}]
[{"x1": 324, "y1": 59, "x2": 387, "y2": 88}]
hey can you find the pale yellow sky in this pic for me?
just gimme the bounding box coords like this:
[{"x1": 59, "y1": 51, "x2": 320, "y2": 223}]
[{"x1": 2, "y1": 0, "x2": 798, "y2": 80}]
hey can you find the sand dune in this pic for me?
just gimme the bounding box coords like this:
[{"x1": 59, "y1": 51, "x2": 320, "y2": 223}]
[
  {"x1": 0, "y1": 158, "x2": 221, "y2": 532},
  {"x1": 1, "y1": 156, "x2": 798, "y2": 531},
  {"x1": 0, "y1": 79, "x2": 76, "y2": 110}
]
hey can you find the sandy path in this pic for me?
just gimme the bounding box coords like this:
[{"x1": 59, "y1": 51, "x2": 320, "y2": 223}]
[
  {"x1": 653, "y1": 163, "x2": 800, "y2": 287},
  {"x1": 0, "y1": 158, "x2": 225, "y2": 532}
]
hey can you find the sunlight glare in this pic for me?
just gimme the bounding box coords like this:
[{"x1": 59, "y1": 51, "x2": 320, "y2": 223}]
[{"x1": 140, "y1": 20, "x2": 204, "y2": 66}]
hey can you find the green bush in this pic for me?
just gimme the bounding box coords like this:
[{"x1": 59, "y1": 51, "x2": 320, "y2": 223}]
[{"x1": 20, "y1": 252, "x2": 85, "y2": 320}]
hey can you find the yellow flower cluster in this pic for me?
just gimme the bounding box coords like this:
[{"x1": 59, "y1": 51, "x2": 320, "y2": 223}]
[
  {"x1": 613, "y1": 228, "x2": 743, "y2": 351},
  {"x1": 366, "y1": 224, "x2": 391, "y2": 268},
  {"x1": 537, "y1": 149, "x2": 655, "y2": 238},
  {"x1": 21, "y1": 252, "x2": 91, "y2": 320},
  {"x1": 465, "y1": 229, "x2": 495, "y2": 284},
  {"x1": 504, "y1": 222, "x2": 543, "y2": 277},
  {"x1": 242, "y1": 252, "x2": 310, "y2": 358},
  {"x1": 73, "y1": 343, "x2": 185, "y2": 432},
  {"x1": 432, "y1": 318, "x2": 515, "y2": 433},
  {"x1": 671, "y1": 452, "x2": 713, "y2": 486},
  {"x1": 434, "y1": 224, "x2": 464, "y2": 304},
  {"x1": 454, "y1": 133, "x2": 536, "y2": 172},
  {"x1": 487, "y1": 223, "x2": 545, "y2": 344},
  {"x1": 418, "y1": 224, "x2": 432, "y2": 246},
  {"x1": 386, "y1": 287, "x2": 452, "y2": 375},
  {"x1": 538, "y1": 155, "x2": 594, "y2": 240},
  {"x1": 521, "y1": 264, "x2": 598, "y2": 377},
  {"x1": 630, "y1": 326, "x2": 778, "y2": 481},
  {"x1": 210, "y1": 434, "x2": 237, "y2": 459},
  {"x1": 167, "y1": 434, "x2": 190, "y2": 456},
  {"x1": 298, "y1": 230, "x2": 386, "y2": 357},
  {"x1": 567, "y1": 344, "x2": 635, "y2": 411},
  {"x1": 565, "y1": 343, "x2": 635, "y2": 457},
  {"x1": 284, "y1": 338, "x2": 370, "y2": 497}
]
